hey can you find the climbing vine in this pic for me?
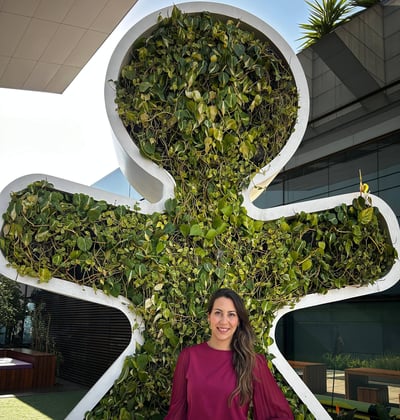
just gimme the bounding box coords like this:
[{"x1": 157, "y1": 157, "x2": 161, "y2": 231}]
[
  {"x1": 0, "y1": 181, "x2": 395, "y2": 418},
  {"x1": 115, "y1": 6, "x2": 298, "y2": 192}
]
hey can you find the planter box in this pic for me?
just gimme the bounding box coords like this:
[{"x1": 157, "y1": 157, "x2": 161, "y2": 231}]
[
  {"x1": 0, "y1": 356, "x2": 33, "y2": 392},
  {"x1": 0, "y1": 348, "x2": 56, "y2": 391},
  {"x1": 357, "y1": 386, "x2": 389, "y2": 404}
]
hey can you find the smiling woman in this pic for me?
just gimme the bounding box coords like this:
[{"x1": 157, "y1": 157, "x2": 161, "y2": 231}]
[
  {"x1": 208, "y1": 296, "x2": 239, "y2": 350},
  {"x1": 165, "y1": 288, "x2": 294, "y2": 420}
]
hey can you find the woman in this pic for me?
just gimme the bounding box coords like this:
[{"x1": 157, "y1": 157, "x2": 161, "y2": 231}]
[{"x1": 165, "y1": 288, "x2": 294, "y2": 419}]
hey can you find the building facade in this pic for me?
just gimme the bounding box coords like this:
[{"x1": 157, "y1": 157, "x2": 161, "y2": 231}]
[{"x1": 253, "y1": 1, "x2": 400, "y2": 373}]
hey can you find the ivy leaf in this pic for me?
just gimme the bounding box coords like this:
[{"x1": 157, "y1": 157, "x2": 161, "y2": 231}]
[
  {"x1": 119, "y1": 408, "x2": 132, "y2": 420},
  {"x1": 239, "y1": 142, "x2": 250, "y2": 158},
  {"x1": 205, "y1": 228, "x2": 217, "y2": 240},
  {"x1": 207, "y1": 105, "x2": 218, "y2": 121},
  {"x1": 52, "y1": 254, "x2": 63, "y2": 266},
  {"x1": 77, "y1": 236, "x2": 93, "y2": 252},
  {"x1": 326, "y1": 213, "x2": 338, "y2": 225},
  {"x1": 73, "y1": 193, "x2": 93, "y2": 211},
  {"x1": 190, "y1": 224, "x2": 203, "y2": 236},
  {"x1": 215, "y1": 267, "x2": 225, "y2": 279},
  {"x1": 136, "y1": 263, "x2": 147, "y2": 277},
  {"x1": 88, "y1": 202, "x2": 107, "y2": 222},
  {"x1": 301, "y1": 259, "x2": 313, "y2": 272},
  {"x1": 218, "y1": 71, "x2": 229, "y2": 86},
  {"x1": 223, "y1": 133, "x2": 238, "y2": 150},
  {"x1": 233, "y1": 43, "x2": 245, "y2": 57},
  {"x1": 215, "y1": 221, "x2": 228, "y2": 234},
  {"x1": 163, "y1": 325, "x2": 178, "y2": 346},
  {"x1": 208, "y1": 62, "x2": 219, "y2": 74},
  {"x1": 163, "y1": 222, "x2": 176, "y2": 234},
  {"x1": 165, "y1": 198, "x2": 177, "y2": 215},
  {"x1": 136, "y1": 354, "x2": 149, "y2": 370},
  {"x1": 142, "y1": 141, "x2": 156, "y2": 156},
  {"x1": 345, "y1": 239, "x2": 352, "y2": 256},
  {"x1": 38, "y1": 267, "x2": 52, "y2": 282},
  {"x1": 138, "y1": 81, "x2": 152, "y2": 92},
  {"x1": 125, "y1": 268, "x2": 135, "y2": 283},
  {"x1": 179, "y1": 224, "x2": 189, "y2": 237},
  {"x1": 156, "y1": 241, "x2": 166, "y2": 254},
  {"x1": 280, "y1": 220, "x2": 290, "y2": 232},
  {"x1": 225, "y1": 93, "x2": 237, "y2": 108},
  {"x1": 220, "y1": 205, "x2": 233, "y2": 217},
  {"x1": 358, "y1": 207, "x2": 374, "y2": 225},
  {"x1": 35, "y1": 228, "x2": 50, "y2": 242},
  {"x1": 225, "y1": 119, "x2": 237, "y2": 130}
]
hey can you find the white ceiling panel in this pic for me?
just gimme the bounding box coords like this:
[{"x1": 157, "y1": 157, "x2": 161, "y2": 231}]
[
  {"x1": 14, "y1": 19, "x2": 59, "y2": 60},
  {"x1": 0, "y1": 13, "x2": 30, "y2": 56},
  {"x1": 34, "y1": 0, "x2": 75, "y2": 23},
  {"x1": 65, "y1": 30, "x2": 108, "y2": 67},
  {"x1": 1, "y1": 0, "x2": 41, "y2": 16},
  {"x1": 41, "y1": 25, "x2": 85, "y2": 64},
  {"x1": 1, "y1": 57, "x2": 36, "y2": 89},
  {"x1": 63, "y1": 0, "x2": 108, "y2": 29},
  {"x1": 46, "y1": 64, "x2": 80, "y2": 92},
  {"x1": 91, "y1": 0, "x2": 137, "y2": 32},
  {"x1": 23, "y1": 61, "x2": 60, "y2": 91},
  {"x1": 0, "y1": 0, "x2": 138, "y2": 93}
]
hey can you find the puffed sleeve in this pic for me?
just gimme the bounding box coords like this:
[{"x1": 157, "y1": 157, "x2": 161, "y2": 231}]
[
  {"x1": 165, "y1": 348, "x2": 189, "y2": 419},
  {"x1": 252, "y1": 354, "x2": 294, "y2": 420}
]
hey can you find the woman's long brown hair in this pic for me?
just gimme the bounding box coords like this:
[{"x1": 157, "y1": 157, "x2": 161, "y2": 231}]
[{"x1": 207, "y1": 288, "x2": 256, "y2": 406}]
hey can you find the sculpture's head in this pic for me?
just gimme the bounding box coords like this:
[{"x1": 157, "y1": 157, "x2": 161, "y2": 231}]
[
  {"x1": 105, "y1": 4, "x2": 309, "y2": 207},
  {"x1": 117, "y1": 7, "x2": 297, "y2": 188}
]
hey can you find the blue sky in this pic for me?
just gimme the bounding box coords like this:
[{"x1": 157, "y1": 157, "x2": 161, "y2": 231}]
[{"x1": 0, "y1": 0, "x2": 310, "y2": 193}]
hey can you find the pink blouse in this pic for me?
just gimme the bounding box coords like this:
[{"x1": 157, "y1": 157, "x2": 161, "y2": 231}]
[{"x1": 165, "y1": 342, "x2": 293, "y2": 420}]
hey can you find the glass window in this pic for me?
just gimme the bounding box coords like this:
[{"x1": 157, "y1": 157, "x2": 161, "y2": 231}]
[
  {"x1": 271, "y1": 131, "x2": 400, "y2": 413},
  {"x1": 328, "y1": 147, "x2": 377, "y2": 194},
  {"x1": 253, "y1": 180, "x2": 284, "y2": 209},
  {"x1": 378, "y1": 137, "x2": 400, "y2": 178},
  {"x1": 285, "y1": 166, "x2": 329, "y2": 203},
  {"x1": 379, "y1": 187, "x2": 400, "y2": 224}
]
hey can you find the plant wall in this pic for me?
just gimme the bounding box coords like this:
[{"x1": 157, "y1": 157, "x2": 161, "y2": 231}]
[{"x1": 0, "y1": 6, "x2": 397, "y2": 420}]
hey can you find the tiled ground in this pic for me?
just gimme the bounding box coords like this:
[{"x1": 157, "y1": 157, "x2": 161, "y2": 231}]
[{"x1": 325, "y1": 370, "x2": 400, "y2": 407}]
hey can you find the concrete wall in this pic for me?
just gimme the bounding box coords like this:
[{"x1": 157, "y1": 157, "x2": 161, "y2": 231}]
[{"x1": 290, "y1": 0, "x2": 400, "y2": 171}]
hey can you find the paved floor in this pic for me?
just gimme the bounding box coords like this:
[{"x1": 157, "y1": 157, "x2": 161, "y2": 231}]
[
  {"x1": 0, "y1": 377, "x2": 87, "y2": 398},
  {"x1": 326, "y1": 370, "x2": 400, "y2": 407}
]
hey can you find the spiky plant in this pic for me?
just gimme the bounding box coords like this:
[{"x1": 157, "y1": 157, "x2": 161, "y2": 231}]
[{"x1": 299, "y1": 0, "x2": 353, "y2": 49}]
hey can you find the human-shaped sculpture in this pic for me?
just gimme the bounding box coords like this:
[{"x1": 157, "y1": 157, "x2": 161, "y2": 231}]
[{"x1": 0, "y1": 4, "x2": 399, "y2": 420}]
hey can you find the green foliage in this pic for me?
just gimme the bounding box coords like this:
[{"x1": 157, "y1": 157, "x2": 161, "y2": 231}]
[
  {"x1": 0, "y1": 180, "x2": 396, "y2": 417},
  {"x1": 30, "y1": 300, "x2": 56, "y2": 354},
  {"x1": 299, "y1": 0, "x2": 381, "y2": 49},
  {"x1": 323, "y1": 353, "x2": 400, "y2": 370},
  {"x1": 29, "y1": 297, "x2": 63, "y2": 374},
  {"x1": 0, "y1": 274, "x2": 24, "y2": 328},
  {"x1": 0, "y1": 5, "x2": 397, "y2": 419},
  {"x1": 299, "y1": 0, "x2": 355, "y2": 49},
  {"x1": 115, "y1": 6, "x2": 298, "y2": 189}
]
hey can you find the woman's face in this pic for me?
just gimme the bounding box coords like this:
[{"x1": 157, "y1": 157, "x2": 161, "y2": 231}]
[{"x1": 208, "y1": 297, "x2": 240, "y2": 350}]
